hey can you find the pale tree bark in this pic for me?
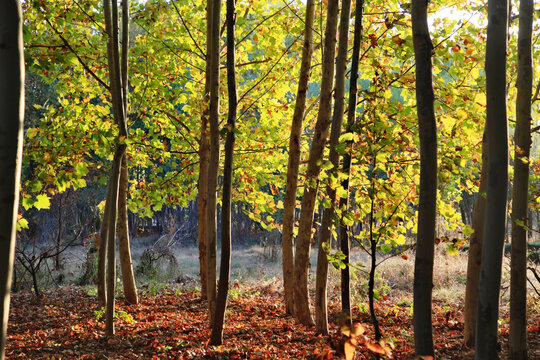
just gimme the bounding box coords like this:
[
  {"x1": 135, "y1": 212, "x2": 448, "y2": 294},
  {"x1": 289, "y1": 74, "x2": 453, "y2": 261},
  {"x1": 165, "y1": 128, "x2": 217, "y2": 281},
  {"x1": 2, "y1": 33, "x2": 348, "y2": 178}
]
[
  {"x1": 210, "y1": 0, "x2": 237, "y2": 344},
  {"x1": 0, "y1": 2, "x2": 24, "y2": 358},
  {"x1": 315, "y1": 0, "x2": 351, "y2": 335},
  {"x1": 464, "y1": 127, "x2": 487, "y2": 347},
  {"x1": 339, "y1": 0, "x2": 364, "y2": 327},
  {"x1": 118, "y1": 157, "x2": 138, "y2": 305},
  {"x1": 293, "y1": 0, "x2": 340, "y2": 326},
  {"x1": 411, "y1": 0, "x2": 437, "y2": 356},
  {"x1": 103, "y1": 0, "x2": 130, "y2": 336},
  {"x1": 197, "y1": 0, "x2": 212, "y2": 301},
  {"x1": 509, "y1": 0, "x2": 533, "y2": 357},
  {"x1": 206, "y1": 0, "x2": 222, "y2": 327},
  {"x1": 475, "y1": 0, "x2": 509, "y2": 358},
  {"x1": 281, "y1": 0, "x2": 316, "y2": 316}
]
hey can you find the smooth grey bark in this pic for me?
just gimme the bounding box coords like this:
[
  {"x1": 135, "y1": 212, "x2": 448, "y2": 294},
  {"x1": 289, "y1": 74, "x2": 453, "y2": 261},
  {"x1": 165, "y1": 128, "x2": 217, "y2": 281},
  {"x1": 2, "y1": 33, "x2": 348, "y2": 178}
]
[
  {"x1": 411, "y1": 0, "x2": 438, "y2": 356},
  {"x1": 281, "y1": 0, "x2": 316, "y2": 316},
  {"x1": 464, "y1": 127, "x2": 487, "y2": 347},
  {"x1": 0, "y1": 2, "x2": 24, "y2": 358},
  {"x1": 315, "y1": 0, "x2": 351, "y2": 335},
  {"x1": 475, "y1": 0, "x2": 509, "y2": 358},
  {"x1": 293, "y1": 0, "x2": 340, "y2": 326},
  {"x1": 209, "y1": 0, "x2": 237, "y2": 344},
  {"x1": 339, "y1": 0, "x2": 364, "y2": 327},
  {"x1": 206, "y1": 0, "x2": 221, "y2": 327},
  {"x1": 509, "y1": 0, "x2": 533, "y2": 357}
]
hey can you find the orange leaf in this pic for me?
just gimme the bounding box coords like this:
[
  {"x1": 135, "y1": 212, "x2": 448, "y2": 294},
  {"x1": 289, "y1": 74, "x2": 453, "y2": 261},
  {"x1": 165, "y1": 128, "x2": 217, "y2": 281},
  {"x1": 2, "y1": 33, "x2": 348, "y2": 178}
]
[
  {"x1": 344, "y1": 340, "x2": 356, "y2": 360},
  {"x1": 365, "y1": 342, "x2": 388, "y2": 355}
]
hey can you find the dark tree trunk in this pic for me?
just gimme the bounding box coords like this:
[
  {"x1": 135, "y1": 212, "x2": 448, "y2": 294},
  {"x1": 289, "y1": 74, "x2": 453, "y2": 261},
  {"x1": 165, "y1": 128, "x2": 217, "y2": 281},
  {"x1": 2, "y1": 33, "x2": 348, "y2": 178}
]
[
  {"x1": 206, "y1": 0, "x2": 222, "y2": 327},
  {"x1": 411, "y1": 0, "x2": 438, "y2": 356},
  {"x1": 210, "y1": 0, "x2": 237, "y2": 344},
  {"x1": 509, "y1": 0, "x2": 533, "y2": 357},
  {"x1": 339, "y1": 0, "x2": 364, "y2": 327},
  {"x1": 475, "y1": 0, "x2": 509, "y2": 358}
]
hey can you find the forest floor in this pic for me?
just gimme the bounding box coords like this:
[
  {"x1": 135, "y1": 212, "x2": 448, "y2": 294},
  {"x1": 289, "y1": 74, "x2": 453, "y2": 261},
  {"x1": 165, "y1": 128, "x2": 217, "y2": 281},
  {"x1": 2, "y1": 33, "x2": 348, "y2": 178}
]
[{"x1": 6, "y1": 282, "x2": 540, "y2": 359}]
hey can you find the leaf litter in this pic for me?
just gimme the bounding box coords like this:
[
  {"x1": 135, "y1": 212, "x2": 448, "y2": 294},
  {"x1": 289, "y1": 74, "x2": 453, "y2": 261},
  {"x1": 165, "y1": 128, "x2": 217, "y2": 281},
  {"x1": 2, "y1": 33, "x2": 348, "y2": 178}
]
[{"x1": 6, "y1": 285, "x2": 540, "y2": 359}]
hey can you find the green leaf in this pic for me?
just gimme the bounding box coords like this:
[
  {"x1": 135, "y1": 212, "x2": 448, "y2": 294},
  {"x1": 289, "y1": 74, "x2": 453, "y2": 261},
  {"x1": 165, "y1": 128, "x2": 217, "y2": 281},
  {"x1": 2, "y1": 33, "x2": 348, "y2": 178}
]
[
  {"x1": 446, "y1": 243, "x2": 458, "y2": 256},
  {"x1": 17, "y1": 218, "x2": 29, "y2": 231},
  {"x1": 34, "y1": 194, "x2": 51, "y2": 210}
]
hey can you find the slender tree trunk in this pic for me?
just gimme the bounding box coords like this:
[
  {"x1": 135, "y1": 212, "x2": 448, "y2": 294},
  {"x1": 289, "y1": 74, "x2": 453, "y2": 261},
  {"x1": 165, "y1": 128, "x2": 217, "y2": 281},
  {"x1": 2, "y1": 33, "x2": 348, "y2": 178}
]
[
  {"x1": 339, "y1": 0, "x2": 364, "y2": 327},
  {"x1": 367, "y1": 195, "x2": 381, "y2": 341},
  {"x1": 281, "y1": 0, "x2": 316, "y2": 317},
  {"x1": 98, "y1": 179, "x2": 112, "y2": 307},
  {"x1": 206, "y1": 0, "x2": 222, "y2": 327},
  {"x1": 315, "y1": 0, "x2": 351, "y2": 335},
  {"x1": 294, "y1": 0, "x2": 340, "y2": 326},
  {"x1": 210, "y1": 0, "x2": 237, "y2": 344},
  {"x1": 103, "y1": 0, "x2": 130, "y2": 336},
  {"x1": 475, "y1": 0, "x2": 509, "y2": 358},
  {"x1": 197, "y1": 0, "x2": 212, "y2": 300},
  {"x1": 464, "y1": 127, "x2": 488, "y2": 347},
  {"x1": 0, "y1": 3, "x2": 24, "y2": 357},
  {"x1": 105, "y1": 148, "x2": 124, "y2": 336},
  {"x1": 116, "y1": 0, "x2": 137, "y2": 306},
  {"x1": 118, "y1": 157, "x2": 138, "y2": 305},
  {"x1": 509, "y1": 0, "x2": 533, "y2": 357},
  {"x1": 411, "y1": 0, "x2": 438, "y2": 356}
]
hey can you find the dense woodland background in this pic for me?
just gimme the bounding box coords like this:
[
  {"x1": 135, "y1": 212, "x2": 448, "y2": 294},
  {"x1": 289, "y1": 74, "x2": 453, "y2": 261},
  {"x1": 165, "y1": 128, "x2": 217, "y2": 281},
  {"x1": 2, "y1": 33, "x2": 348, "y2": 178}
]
[{"x1": 1, "y1": 0, "x2": 540, "y2": 358}]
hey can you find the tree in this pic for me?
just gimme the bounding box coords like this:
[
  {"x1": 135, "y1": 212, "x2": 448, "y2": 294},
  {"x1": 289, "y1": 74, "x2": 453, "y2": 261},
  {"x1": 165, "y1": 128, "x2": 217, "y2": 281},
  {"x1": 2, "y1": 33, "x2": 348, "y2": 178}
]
[
  {"x1": 210, "y1": 0, "x2": 237, "y2": 344},
  {"x1": 293, "y1": 0, "x2": 340, "y2": 326},
  {"x1": 206, "y1": 0, "x2": 222, "y2": 327},
  {"x1": 509, "y1": 0, "x2": 533, "y2": 357},
  {"x1": 475, "y1": 0, "x2": 509, "y2": 357},
  {"x1": 281, "y1": 0, "x2": 316, "y2": 317},
  {"x1": 339, "y1": 0, "x2": 364, "y2": 327},
  {"x1": 411, "y1": 0, "x2": 438, "y2": 356},
  {"x1": 0, "y1": 1, "x2": 24, "y2": 359},
  {"x1": 315, "y1": 0, "x2": 351, "y2": 335},
  {"x1": 196, "y1": 0, "x2": 212, "y2": 300},
  {"x1": 463, "y1": 127, "x2": 487, "y2": 347},
  {"x1": 102, "y1": 0, "x2": 131, "y2": 336}
]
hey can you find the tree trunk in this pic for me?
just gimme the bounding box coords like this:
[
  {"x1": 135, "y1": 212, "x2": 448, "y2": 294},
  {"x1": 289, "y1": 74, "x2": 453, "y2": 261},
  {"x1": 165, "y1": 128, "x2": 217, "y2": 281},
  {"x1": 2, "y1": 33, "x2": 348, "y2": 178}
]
[
  {"x1": 339, "y1": 0, "x2": 364, "y2": 327},
  {"x1": 0, "y1": 3, "x2": 23, "y2": 352},
  {"x1": 411, "y1": 0, "x2": 438, "y2": 357},
  {"x1": 293, "y1": 0, "x2": 340, "y2": 326},
  {"x1": 464, "y1": 127, "x2": 487, "y2": 347},
  {"x1": 281, "y1": 0, "x2": 316, "y2": 317},
  {"x1": 98, "y1": 178, "x2": 112, "y2": 307},
  {"x1": 206, "y1": 0, "x2": 222, "y2": 327},
  {"x1": 103, "y1": 0, "x2": 130, "y2": 336},
  {"x1": 509, "y1": 0, "x2": 533, "y2": 357},
  {"x1": 197, "y1": 0, "x2": 212, "y2": 300},
  {"x1": 105, "y1": 147, "x2": 124, "y2": 336},
  {"x1": 210, "y1": 0, "x2": 237, "y2": 344},
  {"x1": 0, "y1": 5, "x2": 23, "y2": 348},
  {"x1": 118, "y1": 157, "x2": 138, "y2": 305},
  {"x1": 315, "y1": 0, "x2": 351, "y2": 335},
  {"x1": 475, "y1": 0, "x2": 509, "y2": 358}
]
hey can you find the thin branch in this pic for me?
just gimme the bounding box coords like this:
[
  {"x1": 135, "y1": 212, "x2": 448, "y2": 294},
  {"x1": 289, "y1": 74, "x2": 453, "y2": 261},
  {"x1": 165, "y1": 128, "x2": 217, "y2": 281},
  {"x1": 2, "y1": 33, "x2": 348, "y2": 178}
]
[
  {"x1": 159, "y1": 161, "x2": 198, "y2": 186},
  {"x1": 237, "y1": 35, "x2": 300, "y2": 105},
  {"x1": 43, "y1": 17, "x2": 110, "y2": 90},
  {"x1": 171, "y1": 0, "x2": 206, "y2": 60}
]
